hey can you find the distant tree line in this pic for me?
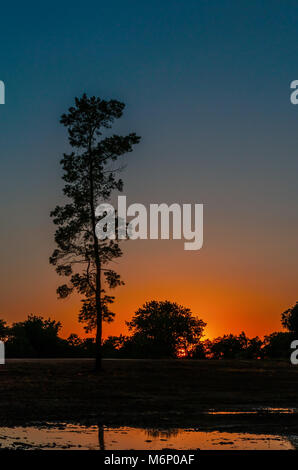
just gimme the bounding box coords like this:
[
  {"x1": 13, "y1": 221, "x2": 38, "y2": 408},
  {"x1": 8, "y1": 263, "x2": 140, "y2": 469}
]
[
  {"x1": 0, "y1": 316, "x2": 96, "y2": 358},
  {"x1": 0, "y1": 300, "x2": 297, "y2": 360}
]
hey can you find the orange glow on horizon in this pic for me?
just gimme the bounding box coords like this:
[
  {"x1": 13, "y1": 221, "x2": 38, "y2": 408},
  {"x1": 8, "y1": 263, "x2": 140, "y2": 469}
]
[{"x1": 1, "y1": 236, "x2": 296, "y2": 343}]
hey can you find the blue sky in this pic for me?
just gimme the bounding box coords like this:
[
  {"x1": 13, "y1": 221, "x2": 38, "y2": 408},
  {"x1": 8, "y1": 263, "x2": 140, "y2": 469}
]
[{"x1": 0, "y1": 0, "x2": 298, "y2": 337}]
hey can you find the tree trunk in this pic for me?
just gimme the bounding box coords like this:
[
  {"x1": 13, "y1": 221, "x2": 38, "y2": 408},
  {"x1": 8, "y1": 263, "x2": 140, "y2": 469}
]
[
  {"x1": 88, "y1": 142, "x2": 103, "y2": 372},
  {"x1": 95, "y1": 263, "x2": 102, "y2": 371}
]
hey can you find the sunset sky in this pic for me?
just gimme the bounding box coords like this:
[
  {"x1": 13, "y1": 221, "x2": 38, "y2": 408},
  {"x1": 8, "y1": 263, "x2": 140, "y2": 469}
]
[{"x1": 0, "y1": 0, "x2": 298, "y2": 340}]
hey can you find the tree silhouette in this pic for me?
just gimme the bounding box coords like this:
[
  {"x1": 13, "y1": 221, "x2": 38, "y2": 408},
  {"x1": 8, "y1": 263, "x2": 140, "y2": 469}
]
[
  {"x1": 126, "y1": 300, "x2": 206, "y2": 357},
  {"x1": 281, "y1": 301, "x2": 298, "y2": 336},
  {"x1": 6, "y1": 315, "x2": 64, "y2": 358},
  {"x1": 263, "y1": 331, "x2": 292, "y2": 359},
  {"x1": 0, "y1": 319, "x2": 7, "y2": 341},
  {"x1": 50, "y1": 94, "x2": 140, "y2": 370},
  {"x1": 98, "y1": 424, "x2": 105, "y2": 450},
  {"x1": 206, "y1": 332, "x2": 262, "y2": 359}
]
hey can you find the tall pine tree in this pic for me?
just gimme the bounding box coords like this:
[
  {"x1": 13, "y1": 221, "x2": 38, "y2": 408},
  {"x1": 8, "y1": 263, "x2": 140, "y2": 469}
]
[{"x1": 50, "y1": 94, "x2": 140, "y2": 370}]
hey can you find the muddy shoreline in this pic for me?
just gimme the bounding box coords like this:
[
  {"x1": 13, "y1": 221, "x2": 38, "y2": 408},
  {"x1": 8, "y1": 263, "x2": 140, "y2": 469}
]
[{"x1": 0, "y1": 359, "x2": 298, "y2": 434}]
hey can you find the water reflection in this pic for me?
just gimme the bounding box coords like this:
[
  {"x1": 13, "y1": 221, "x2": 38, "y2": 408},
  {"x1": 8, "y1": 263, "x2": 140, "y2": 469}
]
[
  {"x1": 206, "y1": 407, "x2": 296, "y2": 415},
  {"x1": 0, "y1": 424, "x2": 296, "y2": 450},
  {"x1": 146, "y1": 429, "x2": 179, "y2": 439},
  {"x1": 98, "y1": 424, "x2": 105, "y2": 450}
]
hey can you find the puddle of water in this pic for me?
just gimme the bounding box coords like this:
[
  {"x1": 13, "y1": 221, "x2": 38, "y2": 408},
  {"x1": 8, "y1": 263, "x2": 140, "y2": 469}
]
[
  {"x1": 206, "y1": 407, "x2": 296, "y2": 415},
  {"x1": 206, "y1": 411, "x2": 258, "y2": 415},
  {"x1": 257, "y1": 407, "x2": 296, "y2": 414},
  {"x1": 0, "y1": 425, "x2": 296, "y2": 450}
]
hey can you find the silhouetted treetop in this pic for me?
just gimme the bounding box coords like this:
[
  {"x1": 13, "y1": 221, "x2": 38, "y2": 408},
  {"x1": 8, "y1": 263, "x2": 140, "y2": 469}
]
[
  {"x1": 281, "y1": 301, "x2": 298, "y2": 336},
  {"x1": 126, "y1": 300, "x2": 206, "y2": 357}
]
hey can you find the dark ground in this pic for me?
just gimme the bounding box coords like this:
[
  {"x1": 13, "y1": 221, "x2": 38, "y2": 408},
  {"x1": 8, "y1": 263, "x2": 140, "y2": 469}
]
[{"x1": 1, "y1": 359, "x2": 298, "y2": 433}]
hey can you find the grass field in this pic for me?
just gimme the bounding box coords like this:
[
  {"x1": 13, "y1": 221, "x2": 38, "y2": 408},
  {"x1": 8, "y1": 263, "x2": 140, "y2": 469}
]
[{"x1": 1, "y1": 359, "x2": 298, "y2": 432}]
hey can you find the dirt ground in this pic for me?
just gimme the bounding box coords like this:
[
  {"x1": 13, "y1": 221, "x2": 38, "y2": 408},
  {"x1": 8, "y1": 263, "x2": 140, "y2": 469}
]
[{"x1": 1, "y1": 358, "x2": 298, "y2": 433}]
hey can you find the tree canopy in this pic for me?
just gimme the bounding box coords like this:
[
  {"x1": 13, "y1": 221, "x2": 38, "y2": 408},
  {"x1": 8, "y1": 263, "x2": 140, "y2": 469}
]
[
  {"x1": 126, "y1": 300, "x2": 206, "y2": 357},
  {"x1": 281, "y1": 301, "x2": 298, "y2": 336}
]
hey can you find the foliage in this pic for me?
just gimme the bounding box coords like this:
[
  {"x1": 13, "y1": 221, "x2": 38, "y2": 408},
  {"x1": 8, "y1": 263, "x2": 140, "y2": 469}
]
[
  {"x1": 0, "y1": 319, "x2": 8, "y2": 341},
  {"x1": 126, "y1": 300, "x2": 206, "y2": 358},
  {"x1": 281, "y1": 301, "x2": 298, "y2": 335},
  {"x1": 205, "y1": 332, "x2": 263, "y2": 359},
  {"x1": 6, "y1": 315, "x2": 65, "y2": 358},
  {"x1": 262, "y1": 332, "x2": 294, "y2": 359}
]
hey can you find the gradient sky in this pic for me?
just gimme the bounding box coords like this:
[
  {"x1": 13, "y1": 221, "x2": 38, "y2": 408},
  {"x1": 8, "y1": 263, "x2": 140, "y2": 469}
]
[{"x1": 0, "y1": 0, "x2": 298, "y2": 340}]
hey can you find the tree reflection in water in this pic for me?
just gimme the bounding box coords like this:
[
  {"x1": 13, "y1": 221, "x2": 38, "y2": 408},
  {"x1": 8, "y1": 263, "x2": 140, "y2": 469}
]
[
  {"x1": 98, "y1": 424, "x2": 105, "y2": 450},
  {"x1": 146, "y1": 428, "x2": 179, "y2": 439},
  {"x1": 97, "y1": 425, "x2": 179, "y2": 449}
]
